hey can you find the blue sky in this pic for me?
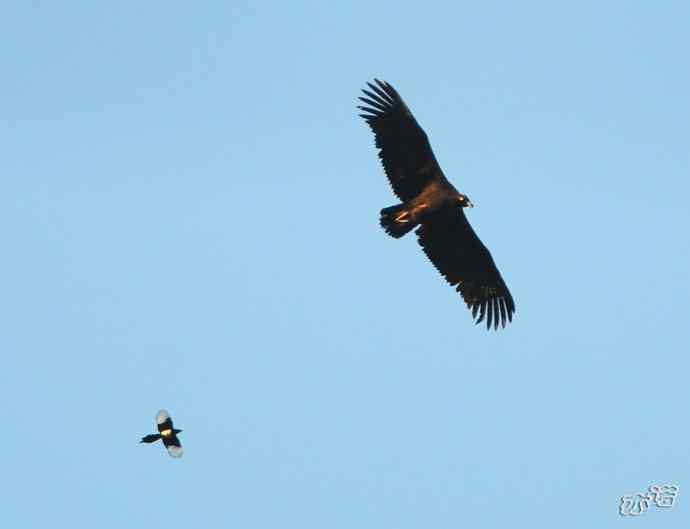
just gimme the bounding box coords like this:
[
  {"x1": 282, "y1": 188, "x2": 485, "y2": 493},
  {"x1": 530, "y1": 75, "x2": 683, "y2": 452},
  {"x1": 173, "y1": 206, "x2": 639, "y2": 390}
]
[{"x1": 2, "y1": 1, "x2": 689, "y2": 527}]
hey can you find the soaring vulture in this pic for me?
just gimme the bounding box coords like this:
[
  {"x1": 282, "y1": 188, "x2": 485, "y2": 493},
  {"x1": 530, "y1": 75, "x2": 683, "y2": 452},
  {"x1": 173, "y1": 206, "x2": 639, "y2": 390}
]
[
  {"x1": 140, "y1": 409, "x2": 183, "y2": 458},
  {"x1": 358, "y1": 79, "x2": 515, "y2": 330}
]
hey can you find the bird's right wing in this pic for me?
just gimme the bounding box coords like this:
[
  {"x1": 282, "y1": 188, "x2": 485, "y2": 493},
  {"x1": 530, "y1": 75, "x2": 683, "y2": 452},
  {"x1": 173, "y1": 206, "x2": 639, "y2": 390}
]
[
  {"x1": 162, "y1": 435, "x2": 183, "y2": 458},
  {"x1": 416, "y1": 205, "x2": 515, "y2": 330},
  {"x1": 359, "y1": 79, "x2": 443, "y2": 202}
]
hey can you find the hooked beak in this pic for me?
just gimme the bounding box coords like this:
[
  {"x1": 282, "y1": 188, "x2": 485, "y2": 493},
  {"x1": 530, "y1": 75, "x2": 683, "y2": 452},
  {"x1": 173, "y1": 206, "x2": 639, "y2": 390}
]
[{"x1": 467, "y1": 200, "x2": 474, "y2": 208}]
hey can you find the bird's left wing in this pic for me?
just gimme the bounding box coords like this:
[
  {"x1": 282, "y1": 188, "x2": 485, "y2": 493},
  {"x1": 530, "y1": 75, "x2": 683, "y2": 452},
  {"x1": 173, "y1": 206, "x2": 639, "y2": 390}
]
[
  {"x1": 156, "y1": 409, "x2": 174, "y2": 432},
  {"x1": 358, "y1": 79, "x2": 443, "y2": 202},
  {"x1": 416, "y1": 206, "x2": 515, "y2": 330}
]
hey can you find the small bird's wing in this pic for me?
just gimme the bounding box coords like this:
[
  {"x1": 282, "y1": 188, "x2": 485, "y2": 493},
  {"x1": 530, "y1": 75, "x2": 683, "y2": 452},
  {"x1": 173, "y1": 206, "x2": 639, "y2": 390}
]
[
  {"x1": 416, "y1": 205, "x2": 515, "y2": 330},
  {"x1": 359, "y1": 79, "x2": 444, "y2": 202},
  {"x1": 162, "y1": 435, "x2": 183, "y2": 458},
  {"x1": 156, "y1": 409, "x2": 174, "y2": 432}
]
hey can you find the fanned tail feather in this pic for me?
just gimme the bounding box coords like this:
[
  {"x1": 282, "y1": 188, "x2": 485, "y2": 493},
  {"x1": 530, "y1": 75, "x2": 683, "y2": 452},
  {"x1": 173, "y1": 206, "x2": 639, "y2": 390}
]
[{"x1": 380, "y1": 204, "x2": 417, "y2": 238}]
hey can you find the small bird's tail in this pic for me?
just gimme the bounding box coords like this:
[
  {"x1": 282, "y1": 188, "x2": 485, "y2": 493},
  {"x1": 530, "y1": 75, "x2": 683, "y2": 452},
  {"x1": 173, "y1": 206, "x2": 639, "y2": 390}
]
[
  {"x1": 140, "y1": 434, "x2": 162, "y2": 443},
  {"x1": 380, "y1": 204, "x2": 417, "y2": 238}
]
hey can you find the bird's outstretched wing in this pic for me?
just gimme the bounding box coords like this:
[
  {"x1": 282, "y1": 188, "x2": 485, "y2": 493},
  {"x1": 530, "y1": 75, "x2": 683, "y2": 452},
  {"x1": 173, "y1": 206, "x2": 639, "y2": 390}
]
[
  {"x1": 156, "y1": 409, "x2": 174, "y2": 432},
  {"x1": 163, "y1": 435, "x2": 183, "y2": 458},
  {"x1": 416, "y1": 206, "x2": 515, "y2": 330},
  {"x1": 359, "y1": 79, "x2": 443, "y2": 202}
]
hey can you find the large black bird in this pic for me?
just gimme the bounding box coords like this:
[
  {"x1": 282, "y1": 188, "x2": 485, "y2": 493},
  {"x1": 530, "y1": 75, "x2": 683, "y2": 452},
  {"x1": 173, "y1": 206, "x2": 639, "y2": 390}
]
[
  {"x1": 140, "y1": 409, "x2": 183, "y2": 458},
  {"x1": 358, "y1": 79, "x2": 515, "y2": 330}
]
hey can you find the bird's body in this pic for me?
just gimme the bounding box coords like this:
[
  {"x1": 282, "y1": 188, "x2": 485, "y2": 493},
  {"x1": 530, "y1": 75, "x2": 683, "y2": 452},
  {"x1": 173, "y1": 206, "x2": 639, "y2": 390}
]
[
  {"x1": 380, "y1": 176, "x2": 460, "y2": 237},
  {"x1": 359, "y1": 79, "x2": 515, "y2": 330},
  {"x1": 140, "y1": 409, "x2": 183, "y2": 458}
]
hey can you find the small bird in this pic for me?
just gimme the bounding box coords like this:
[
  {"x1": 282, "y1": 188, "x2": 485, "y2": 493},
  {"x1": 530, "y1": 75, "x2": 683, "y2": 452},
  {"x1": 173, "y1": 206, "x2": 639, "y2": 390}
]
[
  {"x1": 140, "y1": 409, "x2": 183, "y2": 458},
  {"x1": 358, "y1": 79, "x2": 515, "y2": 330}
]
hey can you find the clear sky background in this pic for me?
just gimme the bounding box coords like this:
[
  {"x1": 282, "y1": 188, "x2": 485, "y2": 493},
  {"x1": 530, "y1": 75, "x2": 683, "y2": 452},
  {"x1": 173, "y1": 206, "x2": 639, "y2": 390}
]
[{"x1": 2, "y1": 1, "x2": 689, "y2": 528}]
